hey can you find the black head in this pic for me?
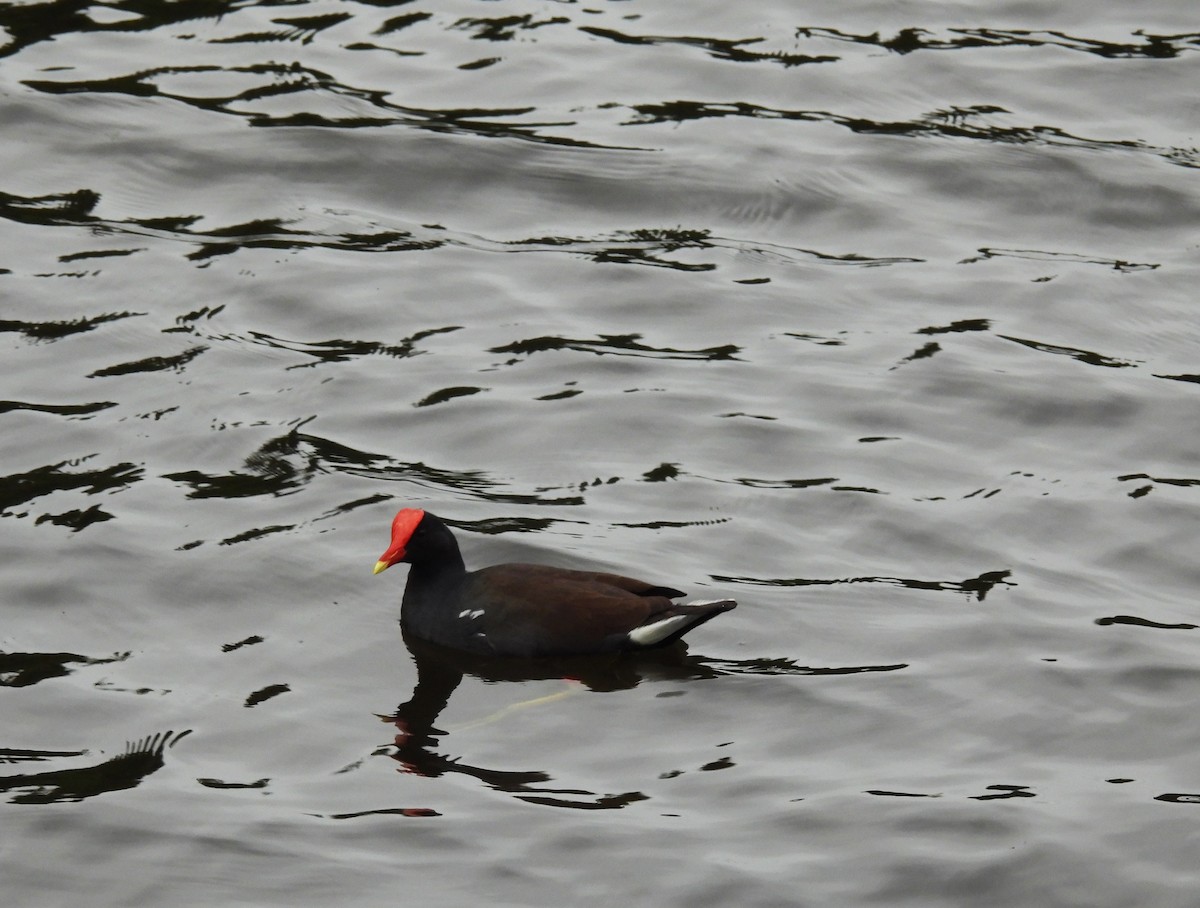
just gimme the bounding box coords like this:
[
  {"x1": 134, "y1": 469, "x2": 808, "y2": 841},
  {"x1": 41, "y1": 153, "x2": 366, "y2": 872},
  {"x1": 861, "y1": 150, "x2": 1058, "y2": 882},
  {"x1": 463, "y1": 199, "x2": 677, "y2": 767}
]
[{"x1": 373, "y1": 509, "x2": 461, "y2": 573}]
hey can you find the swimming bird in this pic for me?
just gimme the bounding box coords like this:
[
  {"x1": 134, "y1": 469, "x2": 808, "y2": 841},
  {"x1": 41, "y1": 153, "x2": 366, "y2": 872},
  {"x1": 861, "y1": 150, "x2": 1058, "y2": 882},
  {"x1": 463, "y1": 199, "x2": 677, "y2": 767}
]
[{"x1": 373, "y1": 508, "x2": 736, "y2": 657}]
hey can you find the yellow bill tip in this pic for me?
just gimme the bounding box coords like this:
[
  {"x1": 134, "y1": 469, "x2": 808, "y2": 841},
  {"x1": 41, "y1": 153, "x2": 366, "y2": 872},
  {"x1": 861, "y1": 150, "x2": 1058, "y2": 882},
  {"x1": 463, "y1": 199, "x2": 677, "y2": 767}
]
[{"x1": 373, "y1": 560, "x2": 390, "y2": 575}]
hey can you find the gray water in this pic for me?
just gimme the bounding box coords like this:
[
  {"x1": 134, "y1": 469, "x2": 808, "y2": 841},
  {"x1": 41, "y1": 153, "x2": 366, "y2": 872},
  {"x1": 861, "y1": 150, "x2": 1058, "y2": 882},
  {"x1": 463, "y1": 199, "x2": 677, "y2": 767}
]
[{"x1": 3, "y1": 1, "x2": 1200, "y2": 905}]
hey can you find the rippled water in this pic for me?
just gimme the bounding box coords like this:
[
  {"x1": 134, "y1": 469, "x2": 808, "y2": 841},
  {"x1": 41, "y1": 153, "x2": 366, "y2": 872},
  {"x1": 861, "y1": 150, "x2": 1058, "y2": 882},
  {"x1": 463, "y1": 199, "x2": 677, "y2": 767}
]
[{"x1": 3, "y1": 0, "x2": 1200, "y2": 904}]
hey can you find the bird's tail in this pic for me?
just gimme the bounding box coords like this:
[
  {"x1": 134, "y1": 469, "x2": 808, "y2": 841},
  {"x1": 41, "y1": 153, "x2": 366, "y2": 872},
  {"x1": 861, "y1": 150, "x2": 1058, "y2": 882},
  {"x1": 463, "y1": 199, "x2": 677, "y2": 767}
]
[{"x1": 627, "y1": 599, "x2": 737, "y2": 648}]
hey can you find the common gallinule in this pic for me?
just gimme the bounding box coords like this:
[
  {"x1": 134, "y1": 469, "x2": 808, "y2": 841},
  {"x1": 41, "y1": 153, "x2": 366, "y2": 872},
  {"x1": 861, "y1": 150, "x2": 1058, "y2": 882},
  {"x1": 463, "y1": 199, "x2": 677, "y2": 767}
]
[{"x1": 373, "y1": 509, "x2": 736, "y2": 657}]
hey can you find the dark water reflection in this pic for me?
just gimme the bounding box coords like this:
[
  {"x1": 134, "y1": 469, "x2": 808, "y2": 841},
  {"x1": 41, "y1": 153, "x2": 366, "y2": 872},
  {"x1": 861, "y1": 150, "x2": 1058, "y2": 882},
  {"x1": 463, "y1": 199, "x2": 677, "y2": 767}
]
[
  {"x1": 0, "y1": 650, "x2": 129, "y2": 687},
  {"x1": 796, "y1": 25, "x2": 1200, "y2": 58},
  {"x1": 381, "y1": 634, "x2": 704, "y2": 809},
  {"x1": 715, "y1": 568, "x2": 1014, "y2": 600},
  {"x1": 381, "y1": 633, "x2": 906, "y2": 810},
  {"x1": 0, "y1": 730, "x2": 190, "y2": 804}
]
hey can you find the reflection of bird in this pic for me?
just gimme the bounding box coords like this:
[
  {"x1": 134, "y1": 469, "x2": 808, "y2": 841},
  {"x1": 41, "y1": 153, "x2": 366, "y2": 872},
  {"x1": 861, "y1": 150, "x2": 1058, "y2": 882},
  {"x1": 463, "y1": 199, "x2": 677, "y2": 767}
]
[
  {"x1": 377, "y1": 631, "x2": 906, "y2": 807},
  {"x1": 379, "y1": 634, "x2": 718, "y2": 808},
  {"x1": 373, "y1": 509, "x2": 736, "y2": 657},
  {"x1": 0, "y1": 730, "x2": 190, "y2": 804}
]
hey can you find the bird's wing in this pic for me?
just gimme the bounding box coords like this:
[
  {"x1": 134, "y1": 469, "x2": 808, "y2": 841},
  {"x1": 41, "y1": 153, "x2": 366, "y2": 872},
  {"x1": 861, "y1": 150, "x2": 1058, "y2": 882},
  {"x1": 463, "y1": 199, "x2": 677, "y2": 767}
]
[{"x1": 466, "y1": 564, "x2": 678, "y2": 656}]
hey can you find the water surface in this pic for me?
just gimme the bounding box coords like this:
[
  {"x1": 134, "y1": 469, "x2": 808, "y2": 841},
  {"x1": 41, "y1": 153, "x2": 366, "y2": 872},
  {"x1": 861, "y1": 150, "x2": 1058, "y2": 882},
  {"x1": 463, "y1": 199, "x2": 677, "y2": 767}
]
[{"x1": 3, "y1": 1, "x2": 1200, "y2": 905}]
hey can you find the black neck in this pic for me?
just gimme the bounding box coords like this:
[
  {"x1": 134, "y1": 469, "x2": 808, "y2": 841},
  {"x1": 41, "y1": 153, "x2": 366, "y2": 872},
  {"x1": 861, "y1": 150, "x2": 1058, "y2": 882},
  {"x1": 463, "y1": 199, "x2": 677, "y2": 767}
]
[{"x1": 400, "y1": 515, "x2": 468, "y2": 634}]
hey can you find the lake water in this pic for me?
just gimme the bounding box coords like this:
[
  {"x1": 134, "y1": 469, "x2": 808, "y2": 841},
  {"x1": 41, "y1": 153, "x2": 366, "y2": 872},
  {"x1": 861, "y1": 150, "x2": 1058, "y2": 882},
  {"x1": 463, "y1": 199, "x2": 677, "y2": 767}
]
[{"x1": 3, "y1": 1, "x2": 1199, "y2": 905}]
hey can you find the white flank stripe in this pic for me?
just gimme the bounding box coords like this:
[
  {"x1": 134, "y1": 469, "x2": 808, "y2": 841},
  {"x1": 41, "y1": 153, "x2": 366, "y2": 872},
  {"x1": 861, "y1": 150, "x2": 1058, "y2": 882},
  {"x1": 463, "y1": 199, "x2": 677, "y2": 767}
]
[{"x1": 628, "y1": 614, "x2": 693, "y2": 646}]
